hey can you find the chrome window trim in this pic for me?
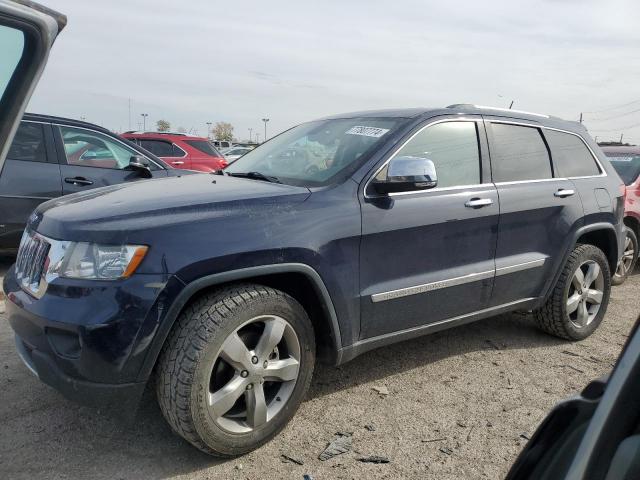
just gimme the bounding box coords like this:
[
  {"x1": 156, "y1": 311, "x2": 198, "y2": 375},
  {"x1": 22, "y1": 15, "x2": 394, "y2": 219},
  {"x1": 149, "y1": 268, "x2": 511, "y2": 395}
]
[
  {"x1": 487, "y1": 119, "x2": 607, "y2": 180},
  {"x1": 370, "y1": 258, "x2": 547, "y2": 303},
  {"x1": 169, "y1": 143, "x2": 188, "y2": 158},
  {"x1": 542, "y1": 125, "x2": 607, "y2": 179},
  {"x1": 388, "y1": 183, "x2": 495, "y2": 197},
  {"x1": 363, "y1": 117, "x2": 483, "y2": 199},
  {"x1": 52, "y1": 122, "x2": 164, "y2": 170}
]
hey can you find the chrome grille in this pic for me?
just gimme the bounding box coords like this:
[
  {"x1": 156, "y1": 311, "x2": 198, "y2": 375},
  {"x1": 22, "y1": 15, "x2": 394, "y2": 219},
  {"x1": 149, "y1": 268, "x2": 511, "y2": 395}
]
[{"x1": 15, "y1": 231, "x2": 50, "y2": 296}]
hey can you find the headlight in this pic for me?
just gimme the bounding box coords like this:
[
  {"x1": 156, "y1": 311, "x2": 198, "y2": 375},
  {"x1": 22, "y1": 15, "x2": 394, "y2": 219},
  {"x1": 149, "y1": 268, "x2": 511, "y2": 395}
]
[{"x1": 47, "y1": 241, "x2": 148, "y2": 280}]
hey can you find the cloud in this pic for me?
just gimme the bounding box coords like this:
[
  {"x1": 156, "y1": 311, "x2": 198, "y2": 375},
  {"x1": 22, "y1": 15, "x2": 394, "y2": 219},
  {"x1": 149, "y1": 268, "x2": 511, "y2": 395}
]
[{"x1": 28, "y1": 0, "x2": 640, "y2": 143}]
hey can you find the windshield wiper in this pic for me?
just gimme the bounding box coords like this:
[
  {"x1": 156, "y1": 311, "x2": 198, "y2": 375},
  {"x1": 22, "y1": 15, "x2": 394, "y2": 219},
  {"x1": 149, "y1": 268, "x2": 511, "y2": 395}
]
[{"x1": 226, "y1": 171, "x2": 282, "y2": 184}]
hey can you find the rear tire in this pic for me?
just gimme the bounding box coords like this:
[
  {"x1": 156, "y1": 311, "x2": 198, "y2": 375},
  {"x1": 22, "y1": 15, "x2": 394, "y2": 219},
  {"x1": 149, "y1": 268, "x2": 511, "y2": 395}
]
[
  {"x1": 612, "y1": 227, "x2": 638, "y2": 286},
  {"x1": 534, "y1": 244, "x2": 611, "y2": 341},
  {"x1": 156, "y1": 284, "x2": 315, "y2": 457}
]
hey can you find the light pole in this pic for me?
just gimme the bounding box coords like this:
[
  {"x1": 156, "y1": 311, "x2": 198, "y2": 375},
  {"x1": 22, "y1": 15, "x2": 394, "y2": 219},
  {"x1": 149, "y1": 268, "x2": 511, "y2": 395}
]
[
  {"x1": 141, "y1": 113, "x2": 148, "y2": 131},
  {"x1": 255, "y1": 133, "x2": 260, "y2": 144},
  {"x1": 248, "y1": 128, "x2": 253, "y2": 143},
  {"x1": 261, "y1": 118, "x2": 269, "y2": 141},
  {"x1": 206, "y1": 122, "x2": 212, "y2": 139}
]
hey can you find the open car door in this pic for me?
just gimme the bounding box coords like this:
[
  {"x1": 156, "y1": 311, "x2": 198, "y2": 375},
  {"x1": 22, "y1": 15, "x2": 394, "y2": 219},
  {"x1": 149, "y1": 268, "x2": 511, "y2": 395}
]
[
  {"x1": 507, "y1": 316, "x2": 640, "y2": 480},
  {"x1": 0, "y1": 0, "x2": 65, "y2": 172}
]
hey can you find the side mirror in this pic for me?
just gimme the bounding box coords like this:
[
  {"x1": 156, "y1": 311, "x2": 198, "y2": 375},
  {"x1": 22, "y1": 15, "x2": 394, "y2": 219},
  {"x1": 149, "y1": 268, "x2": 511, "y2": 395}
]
[
  {"x1": 373, "y1": 156, "x2": 438, "y2": 194},
  {"x1": 129, "y1": 155, "x2": 152, "y2": 178}
]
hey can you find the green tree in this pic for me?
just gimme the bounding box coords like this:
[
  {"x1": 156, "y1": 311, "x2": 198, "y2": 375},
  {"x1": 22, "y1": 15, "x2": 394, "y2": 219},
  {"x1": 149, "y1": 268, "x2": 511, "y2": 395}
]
[
  {"x1": 213, "y1": 121, "x2": 234, "y2": 141},
  {"x1": 156, "y1": 119, "x2": 171, "y2": 132}
]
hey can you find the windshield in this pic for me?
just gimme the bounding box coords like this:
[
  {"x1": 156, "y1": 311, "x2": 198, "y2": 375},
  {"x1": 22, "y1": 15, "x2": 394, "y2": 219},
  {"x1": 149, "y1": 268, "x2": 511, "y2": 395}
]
[
  {"x1": 184, "y1": 140, "x2": 222, "y2": 157},
  {"x1": 225, "y1": 117, "x2": 407, "y2": 186},
  {"x1": 606, "y1": 155, "x2": 640, "y2": 185}
]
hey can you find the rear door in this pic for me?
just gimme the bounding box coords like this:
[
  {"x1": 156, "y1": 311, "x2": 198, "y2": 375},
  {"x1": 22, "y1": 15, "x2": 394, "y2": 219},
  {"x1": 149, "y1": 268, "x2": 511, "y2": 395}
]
[
  {"x1": 359, "y1": 117, "x2": 499, "y2": 339},
  {"x1": 485, "y1": 118, "x2": 584, "y2": 306},
  {"x1": 0, "y1": 1, "x2": 65, "y2": 172},
  {"x1": 0, "y1": 120, "x2": 61, "y2": 249},
  {"x1": 54, "y1": 124, "x2": 168, "y2": 194}
]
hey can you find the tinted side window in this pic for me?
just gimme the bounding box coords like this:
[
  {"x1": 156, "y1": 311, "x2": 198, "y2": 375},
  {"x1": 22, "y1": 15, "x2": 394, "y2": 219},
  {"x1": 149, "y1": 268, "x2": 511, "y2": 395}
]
[
  {"x1": 7, "y1": 122, "x2": 47, "y2": 162},
  {"x1": 140, "y1": 139, "x2": 176, "y2": 157},
  {"x1": 544, "y1": 130, "x2": 600, "y2": 178},
  {"x1": 490, "y1": 123, "x2": 552, "y2": 182},
  {"x1": 378, "y1": 121, "x2": 481, "y2": 188}
]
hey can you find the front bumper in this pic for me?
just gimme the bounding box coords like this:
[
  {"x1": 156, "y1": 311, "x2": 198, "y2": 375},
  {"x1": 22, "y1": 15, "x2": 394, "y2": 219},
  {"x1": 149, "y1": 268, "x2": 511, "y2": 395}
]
[
  {"x1": 14, "y1": 334, "x2": 146, "y2": 409},
  {"x1": 5, "y1": 266, "x2": 184, "y2": 408}
]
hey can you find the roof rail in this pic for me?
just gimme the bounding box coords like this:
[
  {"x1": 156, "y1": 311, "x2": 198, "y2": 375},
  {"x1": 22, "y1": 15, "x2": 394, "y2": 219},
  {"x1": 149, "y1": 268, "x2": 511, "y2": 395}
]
[{"x1": 446, "y1": 104, "x2": 549, "y2": 119}]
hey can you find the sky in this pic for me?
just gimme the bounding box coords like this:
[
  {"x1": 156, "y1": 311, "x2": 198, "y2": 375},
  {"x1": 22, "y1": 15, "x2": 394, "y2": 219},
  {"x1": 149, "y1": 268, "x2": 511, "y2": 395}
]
[{"x1": 27, "y1": 0, "x2": 640, "y2": 144}]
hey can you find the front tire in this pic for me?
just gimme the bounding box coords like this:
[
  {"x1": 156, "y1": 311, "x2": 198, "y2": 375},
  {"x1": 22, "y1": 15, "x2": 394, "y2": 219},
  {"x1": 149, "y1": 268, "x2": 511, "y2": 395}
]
[
  {"x1": 156, "y1": 284, "x2": 315, "y2": 457},
  {"x1": 534, "y1": 244, "x2": 611, "y2": 341},
  {"x1": 612, "y1": 227, "x2": 638, "y2": 285}
]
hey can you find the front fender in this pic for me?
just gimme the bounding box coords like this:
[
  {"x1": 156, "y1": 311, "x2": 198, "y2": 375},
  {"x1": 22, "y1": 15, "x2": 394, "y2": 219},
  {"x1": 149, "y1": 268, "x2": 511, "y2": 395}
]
[{"x1": 135, "y1": 262, "x2": 343, "y2": 382}]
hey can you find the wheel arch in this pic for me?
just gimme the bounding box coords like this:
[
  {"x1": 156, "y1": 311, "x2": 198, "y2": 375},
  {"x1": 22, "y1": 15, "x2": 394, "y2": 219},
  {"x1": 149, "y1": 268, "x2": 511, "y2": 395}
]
[
  {"x1": 624, "y1": 215, "x2": 640, "y2": 239},
  {"x1": 137, "y1": 263, "x2": 343, "y2": 383},
  {"x1": 540, "y1": 222, "x2": 619, "y2": 304}
]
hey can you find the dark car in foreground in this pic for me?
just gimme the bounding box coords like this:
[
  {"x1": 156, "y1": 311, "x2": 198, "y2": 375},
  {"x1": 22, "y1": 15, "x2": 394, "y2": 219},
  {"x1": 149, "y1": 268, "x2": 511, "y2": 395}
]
[
  {"x1": 508, "y1": 315, "x2": 640, "y2": 480},
  {"x1": 0, "y1": 114, "x2": 192, "y2": 252},
  {"x1": 600, "y1": 145, "x2": 640, "y2": 284},
  {"x1": 5, "y1": 103, "x2": 625, "y2": 456}
]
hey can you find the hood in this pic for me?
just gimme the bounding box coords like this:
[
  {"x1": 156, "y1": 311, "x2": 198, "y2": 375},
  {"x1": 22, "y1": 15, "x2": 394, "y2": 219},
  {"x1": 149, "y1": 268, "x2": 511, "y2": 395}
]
[{"x1": 31, "y1": 173, "x2": 311, "y2": 241}]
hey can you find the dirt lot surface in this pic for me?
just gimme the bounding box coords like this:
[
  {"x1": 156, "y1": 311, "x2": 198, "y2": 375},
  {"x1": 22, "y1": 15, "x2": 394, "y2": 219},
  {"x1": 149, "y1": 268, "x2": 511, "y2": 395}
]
[{"x1": 0, "y1": 261, "x2": 638, "y2": 480}]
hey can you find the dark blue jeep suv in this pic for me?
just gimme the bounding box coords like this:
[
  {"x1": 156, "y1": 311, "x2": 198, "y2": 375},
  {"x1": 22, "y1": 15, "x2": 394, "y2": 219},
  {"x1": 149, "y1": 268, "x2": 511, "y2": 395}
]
[{"x1": 5, "y1": 105, "x2": 625, "y2": 456}]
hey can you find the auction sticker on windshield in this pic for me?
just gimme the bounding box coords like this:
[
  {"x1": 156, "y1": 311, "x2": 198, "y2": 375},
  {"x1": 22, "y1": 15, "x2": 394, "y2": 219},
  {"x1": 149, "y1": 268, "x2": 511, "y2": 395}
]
[{"x1": 345, "y1": 126, "x2": 390, "y2": 138}]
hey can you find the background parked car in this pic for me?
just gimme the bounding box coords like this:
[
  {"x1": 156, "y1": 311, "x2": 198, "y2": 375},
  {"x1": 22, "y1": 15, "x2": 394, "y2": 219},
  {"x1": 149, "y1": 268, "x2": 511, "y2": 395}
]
[
  {"x1": 122, "y1": 132, "x2": 227, "y2": 172},
  {"x1": 0, "y1": 113, "x2": 191, "y2": 252},
  {"x1": 221, "y1": 146, "x2": 253, "y2": 163},
  {"x1": 601, "y1": 145, "x2": 640, "y2": 284}
]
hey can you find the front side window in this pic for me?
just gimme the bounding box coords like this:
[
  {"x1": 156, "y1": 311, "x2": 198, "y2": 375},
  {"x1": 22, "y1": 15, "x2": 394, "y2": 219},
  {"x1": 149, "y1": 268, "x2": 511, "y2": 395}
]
[
  {"x1": 607, "y1": 155, "x2": 640, "y2": 186},
  {"x1": 490, "y1": 123, "x2": 552, "y2": 182},
  {"x1": 8, "y1": 122, "x2": 47, "y2": 162},
  {"x1": 376, "y1": 121, "x2": 481, "y2": 188},
  {"x1": 545, "y1": 130, "x2": 600, "y2": 178},
  {"x1": 60, "y1": 125, "x2": 141, "y2": 170},
  {"x1": 226, "y1": 117, "x2": 407, "y2": 186}
]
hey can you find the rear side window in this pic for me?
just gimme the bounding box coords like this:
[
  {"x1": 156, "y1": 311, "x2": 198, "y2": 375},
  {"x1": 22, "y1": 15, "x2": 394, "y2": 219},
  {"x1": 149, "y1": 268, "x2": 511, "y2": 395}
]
[
  {"x1": 140, "y1": 139, "x2": 183, "y2": 157},
  {"x1": 544, "y1": 130, "x2": 600, "y2": 178},
  {"x1": 7, "y1": 122, "x2": 47, "y2": 162},
  {"x1": 184, "y1": 140, "x2": 222, "y2": 157},
  {"x1": 378, "y1": 121, "x2": 481, "y2": 188},
  {"x1": 490, "y1": 123, "x2": 552, "y2": 182}
]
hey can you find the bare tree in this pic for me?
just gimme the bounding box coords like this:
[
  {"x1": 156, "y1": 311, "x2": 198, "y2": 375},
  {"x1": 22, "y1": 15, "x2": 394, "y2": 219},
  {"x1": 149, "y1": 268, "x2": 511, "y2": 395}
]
[
  {"x1": 156, "y1": 119, "x2": 171, "y2": 132},
  {"x1": 177, "y1": 126, "x2": 187, "y2": 133},
  {"x1": 213, "y1": 122, "x2": 234, "y2": 141}
]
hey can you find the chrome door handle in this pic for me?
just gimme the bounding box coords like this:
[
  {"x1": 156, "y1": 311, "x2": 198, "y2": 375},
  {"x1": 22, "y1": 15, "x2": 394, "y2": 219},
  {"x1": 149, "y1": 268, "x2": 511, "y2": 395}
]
[
  {"x1": 554, "y1": 189, "x2": 575, "y2": 198},
  {"x1": 465, "y1": 198, "x2": 493, "y2": 208},
  {"x1": 171, "y1": 161, "x2": 185, "y2": 165}
]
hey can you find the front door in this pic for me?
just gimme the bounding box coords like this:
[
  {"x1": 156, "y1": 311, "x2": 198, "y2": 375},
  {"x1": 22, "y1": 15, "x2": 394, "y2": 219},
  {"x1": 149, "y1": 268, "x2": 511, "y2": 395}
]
[
  {"x1": 359, "y1": 118, "x2": 499, "y2": 339},
  {"x1": 55, "y1": 124, "x2": 168, "y2": 195}
]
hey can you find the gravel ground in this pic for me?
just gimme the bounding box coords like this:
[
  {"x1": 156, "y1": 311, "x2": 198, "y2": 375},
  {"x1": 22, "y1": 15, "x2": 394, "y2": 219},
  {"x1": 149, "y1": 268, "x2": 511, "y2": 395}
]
[{"x1": 0, "y1": 267, "x2": 638, "y2": 480}]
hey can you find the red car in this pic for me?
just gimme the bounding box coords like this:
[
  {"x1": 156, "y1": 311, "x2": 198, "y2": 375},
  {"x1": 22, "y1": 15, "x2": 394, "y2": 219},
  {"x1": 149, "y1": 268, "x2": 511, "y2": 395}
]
[
  {"x1": 601, "y1": 145, "x2": 640, "y2": 284},
  {"x1": 121, "y1": 132, "x2": 227, "y2": 172}
]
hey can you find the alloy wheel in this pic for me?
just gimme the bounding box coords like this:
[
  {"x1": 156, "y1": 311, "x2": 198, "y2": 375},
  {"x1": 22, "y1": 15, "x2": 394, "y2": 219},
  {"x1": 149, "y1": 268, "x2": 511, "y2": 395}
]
[
  {"x1": 567, "y1": 260, "x2": 605, "y2": 329},
  {"x1": 206, "y1": 315, "x2": 301, "y2": 434},
  {"x1": 615, "y1": 234, "x2": 635, "y2": 278}
]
